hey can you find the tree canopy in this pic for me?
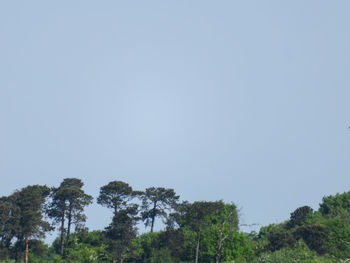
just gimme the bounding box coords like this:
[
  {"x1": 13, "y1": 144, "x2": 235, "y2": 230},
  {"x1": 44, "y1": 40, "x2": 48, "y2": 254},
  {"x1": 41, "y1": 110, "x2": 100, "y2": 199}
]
[{"x1": 0, "y1": 180, "x2": 350, "y2": 263}]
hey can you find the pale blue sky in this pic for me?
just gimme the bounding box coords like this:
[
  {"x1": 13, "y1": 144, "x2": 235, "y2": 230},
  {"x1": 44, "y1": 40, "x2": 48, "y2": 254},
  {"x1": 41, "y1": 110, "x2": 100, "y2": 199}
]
[{"x1": 1, "y1": 1, "x2": 350, "y2": 240}]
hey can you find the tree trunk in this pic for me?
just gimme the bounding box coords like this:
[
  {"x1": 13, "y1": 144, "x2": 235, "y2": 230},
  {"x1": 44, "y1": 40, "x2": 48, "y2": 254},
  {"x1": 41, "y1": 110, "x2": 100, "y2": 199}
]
[
  {"x1": 15, "y1": 235, "x2": 23, "y2": 263},
  {"x1": 195, "y1": 232, "x2": 200, "y2": 263},
  {"x1": 119, "y1": 251, "x2": 123, "y2": 263},
  {"x1": 15, "y1": 242, "x2": 18, "y2": 263},
  {"x1": 150, "y1": 216, "x2": 155, "y2": 233},
  {"x1": 25, "y1": 234, "x2": 29, "y2": 263},
  {"x1": 66, "y1": 209, "x2": 72, "y2": 248},
  {"x1": 215, "y1": 240, "x2": 223, "y2": 263},
  {"x1": 60, "y1": 214, "x2": 65, "y2": 257},
  {"x1": 216, "y1": 227, "x2": 225, "y2": 263},
  {"x1": 216, "y1": 211, "x2": 234, "y2": 263},
  {"x1": 150, "y1": 202, "x2": 157, "y2": 233}
]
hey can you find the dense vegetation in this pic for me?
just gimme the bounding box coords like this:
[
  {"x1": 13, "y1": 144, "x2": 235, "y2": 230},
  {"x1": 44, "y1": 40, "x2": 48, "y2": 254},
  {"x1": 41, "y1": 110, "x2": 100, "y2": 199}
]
[{"x1": 1, "y1": 178, "x2": 350, "y2": 263}]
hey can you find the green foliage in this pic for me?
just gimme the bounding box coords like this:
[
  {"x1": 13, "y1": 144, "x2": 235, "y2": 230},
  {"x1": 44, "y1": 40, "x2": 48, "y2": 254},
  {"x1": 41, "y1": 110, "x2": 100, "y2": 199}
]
[
  {"x1": 97, "y1": 181, "x2": 138, "y2": 215},
  {"x1": 200, "y1": 226, "x2": 254, "y2": 262},
  {"x1": 258, "y1": 223, "x2": 296, "y2": 251},
  {"x1": 149, "y1": 248, "x2": 173, "y2": 263},
  {"x1": 3, "y1": 182, "x2": 350, "y2": 263},
  {"x1": 319, "y1": 191, "x2": 350, "y2": 218},
  {"x1": 14, "y1": 185, "x2": 51, "y2": 238},
  {"x1": 288, "y1": 206, "x2": 313, "y2": 229},
  {"x1": 47, "y1": 178, "x2": 93, "y2": 257},
  {"x1": 131, "y1": 232, "x2": 159, "y2": 263},
  {"x1": 253, "y1": 241, "x2": 320, "y2": 263},
  {"x1": 294, "y1": 224, "x2": 329, "y2": 254},
  {"x1": 322, "y1": 218, "x2": 350, "y2": 258},
  {"x1": 141, "y1": 187, "x2": 179, "y2": 233},
  {"x1": 105, "y1": 206, "x2": 139, "y2": 263}
]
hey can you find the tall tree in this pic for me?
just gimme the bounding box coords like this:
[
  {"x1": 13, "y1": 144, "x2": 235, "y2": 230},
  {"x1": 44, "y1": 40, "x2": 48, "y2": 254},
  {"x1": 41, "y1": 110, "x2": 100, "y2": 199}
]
[
  {"x1": 97, "y1": 181, "x2": 138, "y2": 216},
  {"x1": 12, "y1": 185, "x2": 51, "y2": 263},
  {"x1": 180, "y1": 201, "x2": 224, "y2": 263},
  {"x1": 105, "y1": 205, "x2": 139, "y2": 263},
  {"x1": 141, "y1": 187, "x2": 179, "y2": 233},
  {"x1": 48, "y1": 178, "x2": 93, "y2": 257},
  {"x1": 0, "y1": 196, "x2": 20, "y2": 260},
  {"x1": 212, "y1": 203, "x2": 239, "y2": 263}
]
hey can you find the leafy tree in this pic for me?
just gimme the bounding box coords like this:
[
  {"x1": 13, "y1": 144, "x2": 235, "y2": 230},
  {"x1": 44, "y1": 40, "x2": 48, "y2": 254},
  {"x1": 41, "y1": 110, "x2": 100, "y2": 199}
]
[
  {"x1": 12, "y1": 185, "x2": 51, "y2": 263},
  {"x1": 180, "y1": 201, "x2": 224, "y2": 263},
  {"x1": 141, "y1": 187, "x2": 179, "y2": 233},
  {"x1": 258, "y1": 223, "x2": 296, "y2": 251},
  {"x1": 288, "y1": 206, "x2": 313, "y2": 228},
  {"x1": 0, "y1": 196, "x2": 20, "y2": 260},
  {"x1": 156, "y1": 229, "x2": 187, "y2": 262},
  {"x1": 105, "y1": 205, "x2": 139, "y2": 263},
  {"x1": 97, "y1": 181, "x2": 139, "y2": 216},
  {"x1": 97, "y1": 181, "x2": 141, "y2": 263},
  {"x1": 294, "y1": 224, "x2": 329, "y2": 254},
  {"x1": 212, "y1": 203, "x2": 239, "y2": 263},
  {"x1": 48, "y1": 178, "x2": 93, "y2": 257},
  {"x1": 319, "y1": 190, "x2": 350, "y2": 218},
  {"x1": 131, "y1": 232, "x2": 159, "y2": 263},
  {"x1": 320, "y1": 217, "x2": 350, "y2": 258}
]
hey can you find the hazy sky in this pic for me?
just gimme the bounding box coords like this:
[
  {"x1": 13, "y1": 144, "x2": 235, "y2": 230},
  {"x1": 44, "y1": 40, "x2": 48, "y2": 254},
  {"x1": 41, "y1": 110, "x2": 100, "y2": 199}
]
[{"x1": 1, "y1": 1, "x2": 350, "y2": 241}]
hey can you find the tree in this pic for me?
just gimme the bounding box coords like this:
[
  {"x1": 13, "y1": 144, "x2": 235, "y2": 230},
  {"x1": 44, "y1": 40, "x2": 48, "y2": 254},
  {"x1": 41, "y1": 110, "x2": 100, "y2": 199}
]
[
  {"x1": 0, "y1": 196, "x2": 20, "y2": 260},
  {"x1": 294, "y1": 224, "x2": 329, "y2": 254},
  {"x1": 12, "y1": 185, "x2": 51, "y2": 263},
  {"x1": 287, "y1": 206, "x2": 313, "y2": 229},
  {"x1": 97, "y1": 181, "x2": 138, "y2": 216},
  {"x1": 212, "y1": 203, "x2": 239, "y2": 263},
  {"x1": 105, "y1": 205, "x2": 139, "y2": 263},
  {"x1": 48, "y1": 178, "x2": 93, "y2": 257},
  {"x1": 141, "y1": 187, "x2": 179, "y2": 233},
  {"x1": 180, "y1": 201, "x2": 224, "y2": 263},
  {"x1": 319, "y1": 190, "x2": 350, "y2": 218}
]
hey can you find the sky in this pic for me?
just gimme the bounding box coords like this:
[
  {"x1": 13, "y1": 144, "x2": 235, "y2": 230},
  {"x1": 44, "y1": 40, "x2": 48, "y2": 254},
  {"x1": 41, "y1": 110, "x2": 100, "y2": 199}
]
[{"x1": 1, "y1": 1, "x2": 350, "y2": 242}]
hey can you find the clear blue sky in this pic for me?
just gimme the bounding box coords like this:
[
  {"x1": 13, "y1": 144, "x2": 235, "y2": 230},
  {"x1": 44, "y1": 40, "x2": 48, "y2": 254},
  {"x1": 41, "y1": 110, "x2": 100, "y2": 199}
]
[{"x1": 1, "y1": 1, "x2": 350, "y2": 241}]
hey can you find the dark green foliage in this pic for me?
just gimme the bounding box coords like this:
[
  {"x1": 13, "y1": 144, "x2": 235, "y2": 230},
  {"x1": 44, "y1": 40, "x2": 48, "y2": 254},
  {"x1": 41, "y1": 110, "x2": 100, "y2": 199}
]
[
  {"x1": 97, "y1": 181, "x2": 138, "y2": 216},
  {"x1": 180, "y1": 201, "x2": 224, "y2": 232},
  {"x1": 13, "y1": 185, "x2": 51, "y2": 237},
  {"x1": 105, "y1": 205, "x2": 139, "y2": 263},
  {"x1": 141, "y1": 187, "x2": 179, "y2": 233},
  {"x1": 266, "y1": 225, "x2": 295, "y2": 251},
  {"x1": 319, "y1": 190, "x2": 350, "y2": 218},
  {"x1": 48, "y1": 178, "x2": 93, "y2": 257},
  {"x1": 13, "y1": 185, "x2": 51, "y2": 262},
  {"x1": 28, "y1": 240, "x2": 48, "y2": 257},
  {"x1": 156, "y1": 229, "x2": 187, "y2": 262},
  {"x1": 2, "y1": 181, "x2": 350, "y2": 263},
  {"x1": 288, "y1": 206, "x2": 313, "y2": 228},
  {"x1": 0, "y1": 196, "x2": 19, "y2": 259},
  {"x1": 294, "y1": 224, "x2": 329, "y2": 254}
]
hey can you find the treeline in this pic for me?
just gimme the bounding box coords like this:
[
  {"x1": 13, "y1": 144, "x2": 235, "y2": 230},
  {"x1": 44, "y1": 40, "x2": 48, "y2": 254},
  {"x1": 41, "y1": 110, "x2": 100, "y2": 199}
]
[{"x1": 1, "y1": 179, "x2": 350, "y2": 263}]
